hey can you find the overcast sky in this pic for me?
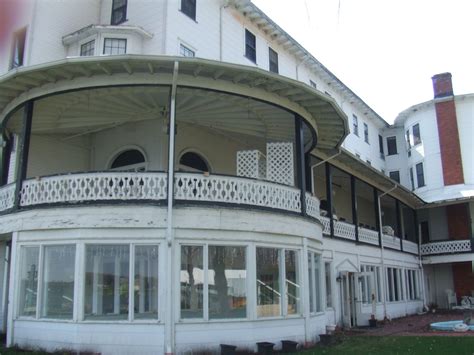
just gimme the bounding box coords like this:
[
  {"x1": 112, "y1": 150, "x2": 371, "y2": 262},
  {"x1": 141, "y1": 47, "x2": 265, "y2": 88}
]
[{"x1": 252, "y1": 0, "x2": 474, "y2": 123}]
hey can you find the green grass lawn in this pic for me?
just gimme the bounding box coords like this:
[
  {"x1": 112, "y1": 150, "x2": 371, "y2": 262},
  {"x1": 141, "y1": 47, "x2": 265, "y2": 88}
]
[{"x1": 300, "y1": 336, "x2": 474, "y2": 355}]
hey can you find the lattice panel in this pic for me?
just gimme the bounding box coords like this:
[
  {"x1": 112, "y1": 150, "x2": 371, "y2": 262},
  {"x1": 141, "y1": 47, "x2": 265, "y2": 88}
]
[
  {"x1": 333, "y1": 220, "x2": 356, "y2": 240},
  {"x1": 174, "y1": 172, "x2": 301, "y2": 213},
  {"x1": 236, "y1": 150, "x2": 266, "y2": 179},
  {"x1": 383, "y1": 234, "x2": 401, "y2": 250},
  {"x1": 0, "y1": 183, "x2": 15, "y2": 211},
  {"x1": 358, "y1": 227, "x2": 380, "y2": 245},
  {"x1": 403, "y1": 240, "x2": 419, "y2": 254},
  {"x1": 421, "y1": 240, "x2": 471, "y2": 255},
  {"x1": 20, "y1": 172, "x2": 168, "y2": 206},
  {"x1": 266, "y1": 142, "x2": 294, "y2": 186},
  {"x1": 320, "y1": 216, "x2": 331, "y2": 235},
  {"x1": 305, "y1": 193, "x2": 320, "y2": 219}
]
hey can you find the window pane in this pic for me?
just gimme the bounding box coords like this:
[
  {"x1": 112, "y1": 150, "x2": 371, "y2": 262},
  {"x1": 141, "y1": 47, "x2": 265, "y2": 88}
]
[
  {"x1": 180, "y1": 245, "x2": 203, "y2": 319},
  {"x1": 389, "y1": 171, "x2": 400, "y2": 183},
  {"x1": 416, "y1": 163, "x2": 425, "y2": 187},
  {"x1": 387, "y1": 136, "x2": 397, "y2": 155},
  {"x1": 269, "y1": 48, "x2": 278, "y2": 73},
  {"x1": 353, "y1": 115, "x2": 359, "y2": 136},
  {"x1": 181, "y1": 0, "x2": 196, "y2": 20},
  {"x1": 41, "y1": 245, "x2": 75, "y2": 319},
  {"x1": 256, "y1": 247, "x2": 280, "y2": 317},
  {"x1": 308, "y1": 253, "x2": 314, "y2": 311},
  {"x1": 313, "y1": 254, "x2": 321, "y2": 311},
  {"x1": 103, "y1": 38, "x2": 127, "y2": 55},
  {"x1": 85, "y1": 245, "x2": 130, "y2": 320},
  {"x1": 413, "y1": 124, "x2": 421, "y2": 145},
  {"x1": 80, "y1": 40, "x2": 95, "y2": 56},
  {"x1": 325, "y1": 262, "x2": 332, "y2": 308},
  {"x1": 134, "y1": 245, "x2": 158, "y2": 319},
  {"x1": 285, "y1": 250, "x2": 299, "y2": 315},
  {"x1": 208, "y1": 246, "x2": 246, "y2": 319},
  {"x1": 19, "y1": 247, "x2": 39, "y2": 317},
  {"x1": 245, "y1": 30, "x2": 256, "y2": 62}
]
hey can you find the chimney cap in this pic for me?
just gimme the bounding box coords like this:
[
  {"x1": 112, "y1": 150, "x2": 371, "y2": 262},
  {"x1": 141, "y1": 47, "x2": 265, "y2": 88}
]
[{"x1": 432, "y1": 72, "x2": 453, "y2": 99}]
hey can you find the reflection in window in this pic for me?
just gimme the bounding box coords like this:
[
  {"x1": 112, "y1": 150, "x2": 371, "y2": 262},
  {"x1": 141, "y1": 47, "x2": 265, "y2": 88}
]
[
  {"x1": 285, "y1": 250, "x2": 299, "y2": 315},
  {"x1": 134, "y1": 245, "x2": 159, "y2": 319},
  {"x1": 19, "y1": 247, "x2": 39, "y2": 317},
  {"x1": 208, "y1": 246, "x2": 246, "y2": 319},
  {"x1": 180, "y1": 245, "x2": 203, "y2": 318},
  {"x1": 41, "y1": 245, "x2": 76, "y2": 319},
  {"x1": 256, "y1": 247, "x2": 280, "y2": 317},
  {"x1": 85, "y1": 245, "x2": 130, "y2": 320}
]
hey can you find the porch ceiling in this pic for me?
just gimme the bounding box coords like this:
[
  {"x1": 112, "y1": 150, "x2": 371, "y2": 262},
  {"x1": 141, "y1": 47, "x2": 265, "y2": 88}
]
[{"x1": 0, "y1": 55, "x2": 348, "y2": 150}]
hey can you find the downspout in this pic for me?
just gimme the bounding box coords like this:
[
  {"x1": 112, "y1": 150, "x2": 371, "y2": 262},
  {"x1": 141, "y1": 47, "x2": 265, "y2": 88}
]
[
  {"x1": 165, "y1": 61, "x2": 179, "y2": 355},
  {"x1": 310, "y1": 149, "x2": 341, "y2": 194},
  {"x1": 377, "y1": 183, "x2": 397, "y2": 320}
]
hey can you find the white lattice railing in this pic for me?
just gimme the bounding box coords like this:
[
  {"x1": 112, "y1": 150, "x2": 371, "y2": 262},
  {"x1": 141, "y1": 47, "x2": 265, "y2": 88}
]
[
  {"x1": 174, "y1": 173, "x2": 301, "y2": 213},
  {"x1": 320, "y1": 215, "x2": 331, "y2": 235},
  {"x1": 305, "y1": 193, "x2": 320, "y2": 219},
  {"x1": 383, "y1": 234, "x2": 401, "y2": 250},
  {"x1": 0, "y1": 183, "x2": 16, "y2": 212},
  {"x1": 20, "y1": 172, "x2": 168, "y2": 206},
  {"x1": 421, "y1": 240, "x2": 471, "y2": 255},
  {"x1": 333, "y1": 220, "x2": 356, "y2": 241},
  {"x1": 403, "y1": 240, "x2": 419, "y2": 254},
  {"x1": 358, "y1": 227, "x2": 379, "y2": 246}
]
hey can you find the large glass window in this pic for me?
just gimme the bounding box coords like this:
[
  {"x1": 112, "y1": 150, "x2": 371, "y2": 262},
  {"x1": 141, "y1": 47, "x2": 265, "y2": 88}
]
[
  {"x1": 308, "y1": 252, "x2": 322, "y2": 313},
  {"x1": 85, "y1": 245, "x2": 130, "y2": 320},
  {"x1": 256, "y1": 247, "x2": 280, "y2": 317},
  {"x1": 245, "y1": 29, "x2": 256, "y2": 63},
  {"x1": 180, "y1": 245, "x2": 204, "y2": 319},
  {"x1": 208, "y1": 246, "x2": 247, "y2": 319},
  {"x1": 19, "y1": 246, "x2": 39, "y2": 317},
  {"x1": 41, "y1": 245, "x2": 76, "y2": 319},
  {"x1": 325, "y1": 262, "x2": 332, "y2": 308},
  {"x1": 134, "y1": 245, "x2": 159, "y2": 319},
  {"x1": 285, "y1": 250, "x2": 299, "y2": 315}
]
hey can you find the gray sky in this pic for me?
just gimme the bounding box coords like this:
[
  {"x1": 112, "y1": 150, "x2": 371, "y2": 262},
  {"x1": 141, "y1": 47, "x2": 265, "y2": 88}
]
[{"x1": 252, "y1": 0, "x2": 474, "y2": 123}]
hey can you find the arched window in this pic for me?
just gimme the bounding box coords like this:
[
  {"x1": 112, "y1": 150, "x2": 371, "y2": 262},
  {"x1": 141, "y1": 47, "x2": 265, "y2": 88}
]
[
  {"x1": 110, "y1": 149, "x2": 146, "y2": 171},
  {"x1": 179, "y1": 151, "x2": 210, "y2": 173}
]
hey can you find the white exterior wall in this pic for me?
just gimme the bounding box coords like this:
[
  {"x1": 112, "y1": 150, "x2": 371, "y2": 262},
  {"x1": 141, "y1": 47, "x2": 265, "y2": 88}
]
[
  {"x1": 455, "y1": 96, "x2": 474, "y2": 187},
  {"x1": 423, "y1": 264, "x2": 454, "y2": 309}
]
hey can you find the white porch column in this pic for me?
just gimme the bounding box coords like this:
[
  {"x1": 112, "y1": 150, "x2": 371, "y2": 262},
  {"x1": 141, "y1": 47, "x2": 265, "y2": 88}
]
[
  {"x1": 301, "y1": 238, "x2": 311, "y2": 344},
  {"x1": 165, "y1": 61, "x2": 179, "y2": 355}
]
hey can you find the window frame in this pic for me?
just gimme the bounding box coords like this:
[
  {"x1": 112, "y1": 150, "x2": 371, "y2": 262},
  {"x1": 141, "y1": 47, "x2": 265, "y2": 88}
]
[
  {"x1": 386, "y1": 136, "x2": 398, "y2": 155},
  {"x1": 378, "y1": 134, "x2": 384, "y2": 159},
  {"x1": 268, "y1": 47, "x2": 279, "y2": 73},
  {"x1": 412, "y1": 123, "x2": 422, "y2": 146},
  {"x1": 309, "y1": 80, "x2": 317, "y2": 89},
  {"x1": 80, "y1": 39, "x2": 96, "y2": 57},
  {"x1": 389, "y1": 170, "x2": 400, "y2": 183},
  {"x1": 10, "y1": 27, "x2": 27, "y2": 70},
  {"x1": 179, "y1": 43, "x2": 195, "y2": 58},
  {"x1": 111, "y1": 0, "x2": 128, "y2": 26},
  {"x1": 180, "y1": 0, "x2": 197, "y2": 21},
  {"x1": 244, "y1": 29, "x2": 257, "y2": 63}
]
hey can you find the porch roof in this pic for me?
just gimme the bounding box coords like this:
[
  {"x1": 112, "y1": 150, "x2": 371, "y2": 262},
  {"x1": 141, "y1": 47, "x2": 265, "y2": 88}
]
[
  {"x1": 315, "y1": 147, "x2": 426, "y2": 209},
  {"x1": 0, "y1": 55, "x2": 348, "y2": 150}
]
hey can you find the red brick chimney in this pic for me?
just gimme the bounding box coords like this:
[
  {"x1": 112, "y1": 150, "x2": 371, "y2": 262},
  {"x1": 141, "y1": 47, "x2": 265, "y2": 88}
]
[{"x1": 432, "y1": 73, "x2": 464, "y2": 185}]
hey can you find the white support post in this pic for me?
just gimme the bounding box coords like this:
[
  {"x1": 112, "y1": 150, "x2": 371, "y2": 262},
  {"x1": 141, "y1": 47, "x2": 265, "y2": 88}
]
[
  {"x1": 75, "y1": 243, "x2": 85, "y2": 322},
  {"x1": 114, "y1": 256, "x2": 120, "y2": 315},
  {"x1": 301, "y1": 239, "x2": 310, "y2": 344},
  {"x1": 203, "y1": 244, "x2": 209, "y2": 321},
  {"x1": 129, "y1": 244, "x2": 135, "y2": 322},
  {"x1": 6, "y1": 232, "x2": 18, "y2": 347},
  {"x1": 280, "y1": 249, "x2": 286, "y2": 317},
  {"x1": 165, "y1": 61, "x2": 179, "y2": 355}
]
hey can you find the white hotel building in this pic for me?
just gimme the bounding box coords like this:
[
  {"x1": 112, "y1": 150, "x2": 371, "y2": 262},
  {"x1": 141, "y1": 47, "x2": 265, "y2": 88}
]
[{"x1": 0, "y1": 0, "x2": 472, "y2": 353}]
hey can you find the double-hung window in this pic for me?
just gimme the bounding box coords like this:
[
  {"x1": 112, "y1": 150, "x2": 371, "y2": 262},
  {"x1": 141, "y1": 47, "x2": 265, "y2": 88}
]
[
  {"x1": 364, "y1": 123, "x2": 369, "y2": 143},
  {"x1": 111, "y1": 0, "x2": 127, "y2": 25},
  {"x1": 378, "y1": 134, "x2": 384, "y2": 159},
  {"x1": 387, "y1": 136, "x2": 397, "y2": 155},
  {"x1": 352, "y1": 114, "x2": 359, "y2": 136},
  {"x1": 389, "y1": 171, "x2": 400, "y2": 183},
  {"x1": 269, "y1": 48, "x2": 279, "y2": 73},
  {"x1": 416, "y1": 162, "x2": 425, "y2": 188},
  {"x1": 10, "y1": 28, "x2": 27, "y2": 69},
  {"x1": 245, "y1": 29, "x2": 256, "y2": 63},
  {"x1": 103, "y1": 38, "x2": 127, "y2": 55},
  {"x1": 412, "y1": 123, "x2": 421, "y2": 145},
  {"x1": 181, "y1": 0, "x2": 196, "y2": 21}
]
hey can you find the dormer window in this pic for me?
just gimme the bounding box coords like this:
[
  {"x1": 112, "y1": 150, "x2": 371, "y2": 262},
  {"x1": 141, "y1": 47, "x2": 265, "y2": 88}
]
[{"x1": 111, "y1": 0, "x2": 128, "y2": 25}]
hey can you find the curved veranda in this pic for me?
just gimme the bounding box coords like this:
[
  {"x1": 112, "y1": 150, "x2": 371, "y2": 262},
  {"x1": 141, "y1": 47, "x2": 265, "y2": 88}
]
[{"x1": 0, "y1": 57, "x2": 348, "y2": 354}]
